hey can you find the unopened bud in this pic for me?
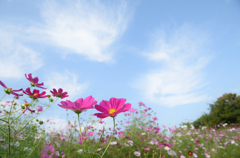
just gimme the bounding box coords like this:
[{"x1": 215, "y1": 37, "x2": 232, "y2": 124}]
[{"x1": 49, "y1": 98, "x2": 53, "y2": 102}]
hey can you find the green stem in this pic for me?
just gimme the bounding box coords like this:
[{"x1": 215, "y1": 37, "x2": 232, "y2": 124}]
[
  {"x1": 0, "y1": 126, "x2": 7, "y2": 136},
  {"x1": 7, "y1": 99, "x2": 15, "y2": 158},
  {"x1": 0, "y1": 93, "x2": 6, "y2": 102},
  {"x1": 0, "y1": 109, "x2": 21, "y2": 118},
  {"x1": 78, "y1": 113, "x2": 85, "y2": 151},
  {"x1": 91, "y1": 126, "x2": 105, "y2": 157},
  {"x1": 19, "y1": 129, "x2": 32, "y2": 158},
  {"x1": 101, "y1": 117, "x2": 116, "y2": 158},
  {"x1": 0, "y1": 118, "x2": 8, "y2": 123},
  {"x1": 17, "y1": 98, "x2": 58, "y2": 134},
  {"x1": 26, "y1": 138, "x2": 42, "y2": 158},
  {"x1": 10, "y1": 113, "x2": 23, "y2": 124}
]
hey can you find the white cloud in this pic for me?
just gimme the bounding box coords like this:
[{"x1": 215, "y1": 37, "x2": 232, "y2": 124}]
[
  {"x1": 27, "y1": 0, "x2": 133, "y2": 63},
  {"x1": 0, "y1": 28, "x2": 44, "y2": 80},
  {"x1": 132, "y1": 24, "x2": 213, "y2": 108}
]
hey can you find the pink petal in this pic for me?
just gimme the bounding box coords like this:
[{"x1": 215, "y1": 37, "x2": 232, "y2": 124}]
[
  {"x1": 119, "y1": 103, "x2": 131, "y2": 112},
  {"x1": 95, "y1": 105, "x2": 109, "y2": 114},
  {"x1": 115, "y1": 98, "x2": 127, "y2": 111},
  {"x1": 94, "y1": 113, "x2": 109, "y2": 119},
  {"x1": 99, "y1": 100, "x2": 111, "y2": 111}
]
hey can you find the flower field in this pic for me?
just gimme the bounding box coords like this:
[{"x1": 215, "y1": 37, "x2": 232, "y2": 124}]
[{"x1": 0, "y1": 73, "x2": 240, "y2": 158}]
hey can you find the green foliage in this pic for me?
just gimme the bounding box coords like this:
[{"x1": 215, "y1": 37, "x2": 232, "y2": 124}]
[{"x1": 193, "y1": 93, "x2": 240, "y2": 128}]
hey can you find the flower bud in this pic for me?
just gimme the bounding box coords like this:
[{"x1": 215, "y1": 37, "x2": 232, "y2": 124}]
[
  {"x1": 49, "y1": 98, "x2": 53, "y2": 102},
  {"x1": 39, "y1": 121, "x2": 44, "y2": 125}
]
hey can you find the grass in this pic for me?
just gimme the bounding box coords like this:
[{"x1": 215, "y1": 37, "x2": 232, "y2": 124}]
[{"x1": 0, "y1": 101, "x2": 240, "y2": 158}]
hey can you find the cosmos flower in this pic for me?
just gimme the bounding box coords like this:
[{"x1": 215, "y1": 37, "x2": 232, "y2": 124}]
[{"x1": 94, "y1": 97, "x2": 131, "y2": 119}]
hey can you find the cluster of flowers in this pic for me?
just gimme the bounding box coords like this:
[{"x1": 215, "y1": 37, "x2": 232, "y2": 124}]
[{"x1": 0, "y1": 73, "x2": 132, "y2": 158}]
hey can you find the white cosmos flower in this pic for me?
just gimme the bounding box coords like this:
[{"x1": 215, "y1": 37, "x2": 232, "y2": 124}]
[
  {"x1": 15, "y1": 142, "x2": 20, "y2": 147},
  {"x1": 110, "y1": 141, "x2": 117, "y2": 145},
  {"x1": 193, "y1": 153, "x2": 198, "y2": 157},
  {"x1": 164, "y1": 146, "x2": 170, "y2": 151},
  {"x1": 78, "y1": 149, "x2": 83, "y2": 154},
  {"x1": 55, "y1": 151, "x2": 60, "y2": 156},
  {"x1": 167, "y1": 149, "x2": 177, "y2": 156},
  {"x1": 134, "y1": 151, "x2": 141, "y2": 157}
]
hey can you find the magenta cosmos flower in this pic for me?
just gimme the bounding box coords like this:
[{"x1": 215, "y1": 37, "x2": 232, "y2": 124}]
[
  {"x1": 22, "y1": 88, "x2": 50, "y2": 99},
  {"x1": 58, "y1": 95, "x2": 97, "y2": 114},
  {"x1": 41, "y1": 143, "x2": 55, "y2": 158},
  {"x1": 50, "y1": 88, "x2": 69, "y2": 99},
  {"x1": 22, "y1": 99, "x2": 35, "y2": 114},
  {"x1": 94, "y1": 97, "x2": 131, "y2": 119},
  {"x1": 25, "y1": 73, "x2": 47, "y2": 89},
  {"x1": 0, "y1": 80, "x2": 23, "y2": 97}
]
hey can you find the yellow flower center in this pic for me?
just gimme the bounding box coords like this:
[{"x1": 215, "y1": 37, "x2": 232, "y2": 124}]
[
  {"x1": 109, "y1": 108, "x2": 116, "y2": 115},
  {"x1": 8, "y1": 87, "x2": 12, "y2": 90},
  {"x1": 24, "y1": 103, "x2": 30, "y2": 107},
  {"x1": 33, "y1": 93, "x2": 38, "y2": 96}
]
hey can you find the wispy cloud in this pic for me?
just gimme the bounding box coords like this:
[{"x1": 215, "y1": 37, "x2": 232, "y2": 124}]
[
  {"x1": 27, "y1": 0, "x2": 133, "y2": 63},
  {"x1": 0, "y1": 27, "x2": 44, "y2": 80},
  {"x1": 132, "y1": 24, "x2": 214, "y2": 108}
]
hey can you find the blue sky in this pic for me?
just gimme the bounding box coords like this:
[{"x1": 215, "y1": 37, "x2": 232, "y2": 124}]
[{"x1": 0, "y1": 0, "x2": 240, "y2": 136}]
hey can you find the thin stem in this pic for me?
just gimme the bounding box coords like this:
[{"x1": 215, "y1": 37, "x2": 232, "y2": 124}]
[
  {"x1": 0, "y1": 109, "x2": 21, "y2": 118},
  {"x1": 78, "y1": 113, "x2": 84, "y2": 150},
  {"x1": 101, "y1": 117, "x2": 116, "y2": 158},
  {"x1": 0, "y1": 93, "x2": 6, "y2": 102},
  {"x1": 17, "y1": 99, "x2": 57, "y2": 134},
  {"x1": 7, "y1": 99, "x2": 15, "y2": 158},
  {"x1": 26, "y1": 138, "x2": 42, "y2": 158},
  {"x1": 10, "y1": 112, "x2": 23, "y2": 124},
  {"x1": 0, "y1": 126, "x2": 7, "y2": 136},
  {"x1": 91, "y1": 126, "x2": 105, "y2": 157},
  {"x1": 8, "y1": 120, "x2": 10, "y2": 158}
]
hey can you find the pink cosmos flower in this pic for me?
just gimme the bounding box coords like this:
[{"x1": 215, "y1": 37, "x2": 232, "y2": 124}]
[
  {"x1": 138, "y1": 102, "x2": 147, "y2": 108},
  {"x1": 25, "y1": 73, "x2": 47, "y2": 89},
  {"x1": 87, "y1": 126, "x2": 93, "y2": 129},
  {"x1": 99, "y1": 120, "x2": 105, "y2": 124},
  {"x1": 94, "y1": 97, "x2": 131, "y2": 119},
  {"x1": 118, "y1": 131, "x2": 124, "y2": 136},
  {"x1": 143, "y1": 114, "x2": 148, "y2": 117},
  {"x1": 153, "y1": 116, "x2": 158, "y2": 121},
  {"x1": 78, "y1": 134, "x2": 88, "y2": 145},
  {"x1": 204, "y1": 153, "x2": 210, "y2": 158},
  {"x1": 41, "y1": 143, "x2": 55, "y2": 158},
  {"x1": 124, "y1": 113, "x2": 131, "y2": 116},
  {"x1": 22, "y1": 88, "x2": 50, "y2": 99},
  {"x1": 88, "y1": 132, "x2": 95, "y2": 136},
  {"x1": 0, "y1": 80, "x2": 23, "y2": 97},
  {"x1": 129, "y1": 108, "x2": 136, "y2": 113},
  {"x1": 17, "y1": 135, "x2": 23, "y2": 140},
  {"x1": 22, "y1": 99, "x2": 35, "y2": 114},
  {"x1": 58, "y1": 95, "x2": 97, "y2": 114},
  {"x1": 194, "y1": 138, "x2": 199, "y2": 142},
  {"x1": 50, "y1": 88, "x2": 69, "y2": 99},
  {"x1": 36, "y1": 106, "x2": 43, "y2": 112},
  {"x1": 145, "y1": 147, "x2": 152, "y2": 151}
]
